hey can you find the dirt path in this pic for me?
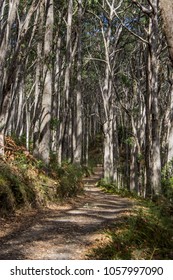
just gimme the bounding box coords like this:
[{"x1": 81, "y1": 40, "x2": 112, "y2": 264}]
[{"x1": 0, "y1": 167, "x2": 132, "y2": 260}]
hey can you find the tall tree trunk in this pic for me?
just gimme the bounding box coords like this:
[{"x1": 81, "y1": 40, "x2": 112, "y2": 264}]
[
  {"x1": 33, "y1": 2, "x2": 44, "y2": 158},
  {"x1": 159, "y1": 1, "x2": 173, "y2": 162},
  {"x1": 38, "y1": 0, "x2": 54, "y2": 164},
  {"x1": 0, "y1": 0, "x2": 20, "y2": 155},
  {"x1": 146, "y1": 0, "x2": 161, "y2": 195},
  {"x1": 73, "y1": 0, "x2": 82, "y2": 164},
  {"x1": 103, "y1": 124, "x2": 114, "y2": 181},
  {"x1": 58, "y1": 0, "x2": 73, "y2": 164}
]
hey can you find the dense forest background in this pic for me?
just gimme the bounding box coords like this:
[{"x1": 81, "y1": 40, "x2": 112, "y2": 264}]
[{"x1": 0, "y1": 0, "x2": 173, "y2": 200}]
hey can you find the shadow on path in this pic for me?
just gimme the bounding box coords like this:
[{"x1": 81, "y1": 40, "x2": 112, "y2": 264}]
[{"x1": 0, "y1": 167, "x2": 132, "y2": 260}]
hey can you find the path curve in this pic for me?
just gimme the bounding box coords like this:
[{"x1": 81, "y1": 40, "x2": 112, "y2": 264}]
[{"x1": 0, "y1": 167, "x2": 132, "y2": 260}]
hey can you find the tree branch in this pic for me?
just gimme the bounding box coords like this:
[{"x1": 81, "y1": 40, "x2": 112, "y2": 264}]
[
  {"x1": 132, "y1": 0, "x2": 153, "y2": 15},
  {"x1": 114, "y1": 11, "x2": 149, "y2": 44}
]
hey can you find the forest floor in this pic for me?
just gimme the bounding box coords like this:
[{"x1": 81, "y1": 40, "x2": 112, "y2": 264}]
[{"x1": 0, "y1": 166, "x2": 132, "y2": 260}]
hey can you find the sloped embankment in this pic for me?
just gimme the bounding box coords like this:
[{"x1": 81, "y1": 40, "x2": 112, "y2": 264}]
[
  {"x1": 0, "y1": 137, "x2": 89, "y2": 217},
  {"x1": 0, "y1": 137, "x2": 83, "y2": 216},
  {"x1": 0, "y1": 157, "x2": 59, "y2": 215}
]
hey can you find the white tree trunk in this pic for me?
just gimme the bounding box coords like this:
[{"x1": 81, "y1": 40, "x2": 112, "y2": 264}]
[
  {"x1": 38, "y1": 0, "x2": 54, "y2": 164},
  {"x1": 73, "y1": 0, "x2": 82, "y2": 164},
  {"x1": 144, "y1": 0, "x2": 161, "y2": 196},
  {"x1": 0, "y1": 0, "x2": 20, "y2": 155},
  {"x1": 103, "y1": 117, "x2": 114, "y2": 182}
]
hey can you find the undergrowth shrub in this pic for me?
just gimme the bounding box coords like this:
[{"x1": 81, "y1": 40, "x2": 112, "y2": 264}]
[
  {"x1": 87, "y1": 178, "x2": 173, "y2": 260},
  {"x1": 51, "y1": 162, "x2": 84, "y2": 199},
  {"x1": 161, "y1": 160, "x2": 173, "y2": 212},
  {"x1": 0, "y1": 137, "x2": 87, "y2": 215},
  {"x1": 97, "y1": 178, "x2": 137, "y2": 198},
  {"x1": 0, "y1": 161, "x2": 37, "y2": 215},
  {"x1": 88, "y1": 205, "x2": 173, "y2": 260},
  {"x1": 161, "y1": 177, "x2": 173, "y2": 202},
  {"x1": 81, "y1": 165, "x2": 94, "y2": 177},
  {"x1": 0, "y1": 177, "x2": 15, "y2": 213}
]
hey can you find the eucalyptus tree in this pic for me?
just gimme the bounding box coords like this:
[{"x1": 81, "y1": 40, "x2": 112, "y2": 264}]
[
  {"x1": 100, "y1": 1, "x2": 122, "y2": 182},
  {"x1": 130, "y1": 0, "x2": 164, "y2": 196},
  {"x1": 0, "y1": 0, "x2": 40, "y2": 155},
  {"x1": 37, "y1": 0, "x2": 54, "y2": 165},
  {"x1": 86, "y1": 0, "x2": 124, "y2": 182},
  {"x1": 73, "y1": 0, "x2": 83, "y2": 164},
  {"x1": 145, "y1": 0, "x2": 163, "y2": 195},
  {"x1": 159, "y1": 0, "x2": 173, "y2": 163},
  {"x1": 0, "y1": 0, "x2": 20, "y2": 155},
  {"x1": 57, "y1": 0, "x2": 80, "y2": 164},
  {"x1": 116, "y1": 39, "x2": 147, "y2": 194},
  {"x1": 0, "y1": 0, "x2": 172, "y2": 200},
  {"x1": 51, "y1": 1, "x2": 66, "y2": 157}
]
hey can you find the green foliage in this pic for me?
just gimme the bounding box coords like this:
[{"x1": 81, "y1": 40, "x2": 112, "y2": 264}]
[
  {"x1": 56, "y1": 162, "x2": 84, "y2": 199},
  {"x1": 117, "y1": 125, "x2": 129, "y2": 144},
  {"x1": 87, "y1": 0, "x2": 99, "y2": 7},
  {"x1": 162, "y1": 177, "x2": 173, "y2": 202},
  {"x1": 0, "y1": 156, "x2": 64, "y2": 216},
  {"x1": 10, "y1": 149, "x2": 45, "y2": 172},
  {"x1": 81, "y1": 165, "x2": 94, "y2": 177},
  {"x1": 11, "y1": 133, "x2": 26, "y2": 147},
  {"x1": 10, "y1": 133, "x2": 33, "y2": 152},
  {"x1": 119, "y1": 72, "x2": 131, "y2": 87},
  {"x1": 0, "y1": 176, "x2": 15, "y2": 213},
  {"x1": 13, "y1": 152, "x2": 30, "y2": 168},
  {"x1": 162, "y1": 159, "x2": 173, "y2": 178},
  {"x1": 161, "y1": 160, "x2": 173, "y2": 203},
  {"x1": 50, "y1": 118, "x2": 60, "y2": 130},
  {"x1": 88, "y1": 201, "x2": 173, "y2": 260},
  {"x1": 0, "y1": 135, "x2": 87, "y2": 216},
  {"x1": 0, "y1": 161, "x2": 36, "y2": 215},
  {"x1": 0, "y1": 138, "x2": 61, "y2": 215},
  {"x1": 88, "y1": 176, "x2": 173, "y2": 260},
  {"x1": 124, "y1": 136, "x2": 135, "y2": 146},
  {"x1": 97, "y1": 178, "x2": 137, "y2": 198}
]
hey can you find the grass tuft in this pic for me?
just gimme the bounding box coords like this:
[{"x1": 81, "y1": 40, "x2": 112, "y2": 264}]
[{"x1": 87, "y1": 194, "x2": 173, "y2": 260}]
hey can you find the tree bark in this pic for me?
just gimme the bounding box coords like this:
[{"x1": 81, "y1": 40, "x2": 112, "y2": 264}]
[
  {"x1": 73, "y1": 0, "x2": 83, "y2": 164},
  {"x1": 0, "y1": 0, "x2": 20, "y2": 155},
  {"x1": 147, "y1": 0, "x2": 161, "y2": 195},
  {"x1": 38, "y1": 0, "x2": 54, "y2": 164},
  {"x1": 159, "y1": 0, "x2": 173, "y2": 66},
  {"x1": 167, "y1": 74, "x2": 173, "y2": 161}
]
